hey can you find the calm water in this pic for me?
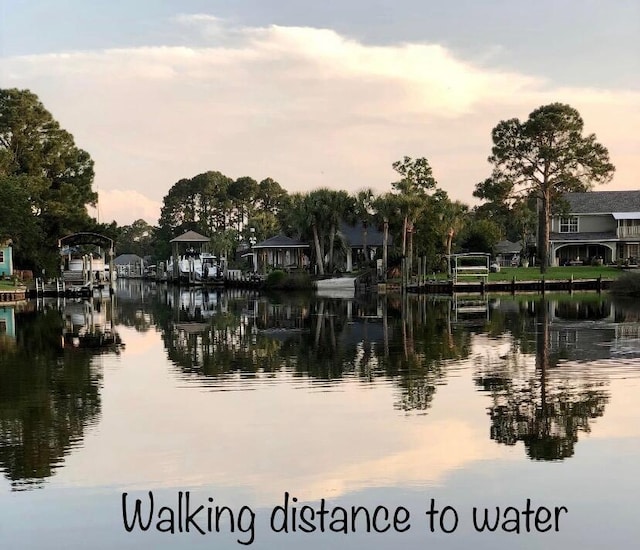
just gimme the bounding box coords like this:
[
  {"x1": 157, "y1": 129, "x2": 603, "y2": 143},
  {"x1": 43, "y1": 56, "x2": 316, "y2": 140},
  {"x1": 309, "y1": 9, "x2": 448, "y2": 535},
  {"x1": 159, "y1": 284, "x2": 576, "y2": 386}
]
[{"x1": 1, "y1": 281, "x2": 639, "y2": 549}]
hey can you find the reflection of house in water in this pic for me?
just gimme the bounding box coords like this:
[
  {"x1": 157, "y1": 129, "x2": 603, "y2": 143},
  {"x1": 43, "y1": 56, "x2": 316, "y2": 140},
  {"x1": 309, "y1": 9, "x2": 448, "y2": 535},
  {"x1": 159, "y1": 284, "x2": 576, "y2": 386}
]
[
  {"x1": 548, "y1": 298, "x2": 640, "y2": 361},
  {"x1": 0, "y1": 307, "x2": 16, "y2": 339},
  {"x1": 489, "y1": 296, "x2": 640, "y2": 362}
]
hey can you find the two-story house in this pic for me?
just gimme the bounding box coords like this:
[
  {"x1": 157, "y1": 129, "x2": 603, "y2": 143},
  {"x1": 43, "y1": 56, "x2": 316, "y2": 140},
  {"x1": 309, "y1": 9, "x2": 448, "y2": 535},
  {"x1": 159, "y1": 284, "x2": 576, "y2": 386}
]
[{"x1": 549, "y1": 190, "x2": 640, "y2": 266}]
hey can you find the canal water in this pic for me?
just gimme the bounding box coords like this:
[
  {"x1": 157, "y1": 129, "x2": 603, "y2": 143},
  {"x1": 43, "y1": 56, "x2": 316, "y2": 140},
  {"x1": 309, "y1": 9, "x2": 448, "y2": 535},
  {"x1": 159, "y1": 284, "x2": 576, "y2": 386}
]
[{"x1": 1, "y1": 280, "x2": 639, "y2": 549}]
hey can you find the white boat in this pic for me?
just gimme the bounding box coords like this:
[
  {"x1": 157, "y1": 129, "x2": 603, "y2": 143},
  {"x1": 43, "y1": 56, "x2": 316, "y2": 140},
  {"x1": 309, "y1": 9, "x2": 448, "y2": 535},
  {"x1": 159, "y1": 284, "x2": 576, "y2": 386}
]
[
  {"x1": 167, "y1": 251, "x2": 222, "y2": 283},
  {"x1": 62, "y1": 254, "x2": 114, "y2": 289},
  {"x1": 315, "y1": 277, "x2": 356, "y2": 298}
]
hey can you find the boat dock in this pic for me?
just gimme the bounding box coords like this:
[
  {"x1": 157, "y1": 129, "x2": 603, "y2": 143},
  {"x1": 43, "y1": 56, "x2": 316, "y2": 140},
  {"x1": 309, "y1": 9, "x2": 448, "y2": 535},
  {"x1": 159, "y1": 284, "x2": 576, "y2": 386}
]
[{"x1": 405, "y1": 276, "x2": 612, "y2": 295}]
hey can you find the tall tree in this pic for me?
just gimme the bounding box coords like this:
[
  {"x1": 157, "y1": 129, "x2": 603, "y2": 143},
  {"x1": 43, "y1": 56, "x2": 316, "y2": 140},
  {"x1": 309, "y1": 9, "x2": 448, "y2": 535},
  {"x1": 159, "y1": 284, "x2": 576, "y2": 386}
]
[
  {"x1": 256, "y1": 177, "x2": 288, "y2": 215},
  {"x1": 480, "y1": 103, "x2": 615, "y2": 272},
  {"x1": 391, "y1": 156, "x2": 437, "y2": 271},
  {"x1": 0, "y1": 88, "x2": 97, "y2": 271}
]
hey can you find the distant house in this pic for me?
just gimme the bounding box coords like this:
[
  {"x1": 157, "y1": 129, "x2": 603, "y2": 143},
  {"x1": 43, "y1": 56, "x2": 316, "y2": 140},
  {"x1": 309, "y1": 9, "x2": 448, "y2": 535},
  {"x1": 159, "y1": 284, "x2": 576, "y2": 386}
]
[
  {"x1": 549, "y1": 191, "x2": 640, "y2": 266},
  {"x1": 0, "y1": 240, "x2": 13, "y2": 277},
  {"x1": 494, "y1": 240, "x2": 523, "y2": 267},
  {"x1": 252, "y1": 235, "x2": 310, "y2": 272},
  {"x1": 338, "y1": 222, "x2": 390, "y2": 272},
  {"x1": 114, "y1": 254, "x2": 144, "y2": 277}
]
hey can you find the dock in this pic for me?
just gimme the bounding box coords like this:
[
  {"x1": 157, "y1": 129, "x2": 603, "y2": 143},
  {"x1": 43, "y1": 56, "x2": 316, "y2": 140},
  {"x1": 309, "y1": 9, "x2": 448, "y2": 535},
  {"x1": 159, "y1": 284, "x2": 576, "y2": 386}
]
[{"x1": 406, "y1": 276, "x2": 612, "y2": 295}]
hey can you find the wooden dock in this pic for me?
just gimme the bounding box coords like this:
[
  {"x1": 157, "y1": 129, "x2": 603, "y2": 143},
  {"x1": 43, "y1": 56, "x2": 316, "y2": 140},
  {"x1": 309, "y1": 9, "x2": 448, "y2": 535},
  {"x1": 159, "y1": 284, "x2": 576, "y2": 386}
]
[
  {"x1": 406, "y1": 276, "x2": 612, "y2": 295},
  {"x1": 0, "y1": 288, "x2": 27, "y2": 302}
]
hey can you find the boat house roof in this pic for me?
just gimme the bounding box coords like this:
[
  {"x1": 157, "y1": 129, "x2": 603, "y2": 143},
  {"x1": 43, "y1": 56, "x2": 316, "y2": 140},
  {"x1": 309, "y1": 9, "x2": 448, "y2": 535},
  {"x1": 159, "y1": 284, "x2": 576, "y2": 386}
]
[{"x1": 170, "y1": 230, "x2": 210, "y2": 243}]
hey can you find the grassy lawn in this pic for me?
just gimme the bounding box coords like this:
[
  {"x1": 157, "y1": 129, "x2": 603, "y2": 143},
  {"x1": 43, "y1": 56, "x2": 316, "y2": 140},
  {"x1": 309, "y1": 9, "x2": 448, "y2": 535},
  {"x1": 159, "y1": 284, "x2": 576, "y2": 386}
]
[
  {"x1": 396, "y1": 265, "x2": 624, "y2": 283},
  {"x1": 0, "y1": 280, "x2": 26, "y2": 290}
]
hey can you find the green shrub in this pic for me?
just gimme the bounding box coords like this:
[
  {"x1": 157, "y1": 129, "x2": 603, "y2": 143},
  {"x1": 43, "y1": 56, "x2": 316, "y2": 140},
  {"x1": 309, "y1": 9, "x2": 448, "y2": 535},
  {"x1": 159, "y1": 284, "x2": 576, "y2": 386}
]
[
  {"x1": 265, "y1": 270, "x2": 287, "y2": 288},
  {"x1": 265, "y1": 270, "x2": 315, "y2": 290},
  {"x1": 610, "y1": 272, "x2": 640, "y2": 296}
]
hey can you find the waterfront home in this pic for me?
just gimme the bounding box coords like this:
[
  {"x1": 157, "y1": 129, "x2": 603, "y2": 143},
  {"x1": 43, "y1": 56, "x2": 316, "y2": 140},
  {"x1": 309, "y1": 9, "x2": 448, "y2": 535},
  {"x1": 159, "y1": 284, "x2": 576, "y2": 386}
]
[
  {"x1": 0, "y1": 240, "x2": 13, "y2": 277},
  {"x1": 549, "y1": 190, "x2": 640, "y2": 266},
  {"x1": 338, "y1": 221, "x2": 390, "y2": 272},
  {"x1": 114, "y1": 254, "x2": 144, "y2": 278},
  {"x1": 252, "y1": 235, "x2": 309, "y2": 272}
]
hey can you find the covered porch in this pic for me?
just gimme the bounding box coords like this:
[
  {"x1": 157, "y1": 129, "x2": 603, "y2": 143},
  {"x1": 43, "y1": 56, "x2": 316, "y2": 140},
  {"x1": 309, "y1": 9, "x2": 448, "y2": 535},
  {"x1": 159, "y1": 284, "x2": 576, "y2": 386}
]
[
  {"x1": 551, "y1": 241, "x2": 616, "y2": 266},
  {"x1": 252, "y1": 235, "x2": 310, "y2": 273}
]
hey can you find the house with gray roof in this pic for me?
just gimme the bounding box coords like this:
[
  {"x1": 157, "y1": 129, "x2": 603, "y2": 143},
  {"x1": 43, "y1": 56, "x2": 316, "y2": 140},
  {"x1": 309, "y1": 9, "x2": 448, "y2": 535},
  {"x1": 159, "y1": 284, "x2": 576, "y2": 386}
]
[
  {"x1": 338, "y1": 222, "x2": 391, "y2": 272},
  {"x1": 252, "y1": 235, "x2": 310, "y2": 272},
  {"x1": 549, "y1": 190, "x2": 640, "y2": 266},
  {"x1": 114, "y1": 253, "x2": 144, "y2": 277}
]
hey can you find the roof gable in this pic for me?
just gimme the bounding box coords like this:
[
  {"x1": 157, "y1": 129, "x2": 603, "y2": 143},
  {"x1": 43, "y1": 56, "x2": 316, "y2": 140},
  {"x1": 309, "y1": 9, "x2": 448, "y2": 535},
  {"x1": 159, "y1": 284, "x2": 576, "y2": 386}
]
[
  {"x1": 170, "y1": 230, "x2": 210, "y2": 243},
  {"x1": 253, "y1": 235, "x2": 309, "y2": 248}
]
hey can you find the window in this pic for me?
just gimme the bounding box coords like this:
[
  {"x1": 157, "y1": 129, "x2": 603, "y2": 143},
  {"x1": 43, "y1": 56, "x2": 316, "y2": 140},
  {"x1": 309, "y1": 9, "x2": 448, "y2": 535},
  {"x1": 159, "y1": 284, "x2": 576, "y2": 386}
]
[
  {"x1": 560, "y1": 217, "x2": 578, "y2": 233},
  {"x1": 0, "y1": 250, "x2": 4, "y2": 263}
]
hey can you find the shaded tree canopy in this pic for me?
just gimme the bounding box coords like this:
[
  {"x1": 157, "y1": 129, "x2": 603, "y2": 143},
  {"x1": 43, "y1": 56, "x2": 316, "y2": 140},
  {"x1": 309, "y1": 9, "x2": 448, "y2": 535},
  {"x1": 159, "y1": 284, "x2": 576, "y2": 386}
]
[{"x1": 0, "y1": 88, "x2": 97, "y2": 271}]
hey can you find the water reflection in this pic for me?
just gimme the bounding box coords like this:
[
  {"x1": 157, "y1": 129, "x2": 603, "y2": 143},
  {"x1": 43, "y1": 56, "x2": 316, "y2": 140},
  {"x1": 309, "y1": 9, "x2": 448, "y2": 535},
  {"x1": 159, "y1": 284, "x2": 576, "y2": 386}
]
[
  {"x1": 150, "y1": 288, "x2": 471, "y2": 414},
  {"x1": 146, "y1": 288, "x2": 640, "y2": 461},
  {"x1": 3, "y1": 286, "x2": 640, "y2": 491},
  {"x1": 476, "y1": 298, "x2": 610, "y2": 460},
  {"x1": 0, "y1": 298, "x2": 121, "y2": 490}
]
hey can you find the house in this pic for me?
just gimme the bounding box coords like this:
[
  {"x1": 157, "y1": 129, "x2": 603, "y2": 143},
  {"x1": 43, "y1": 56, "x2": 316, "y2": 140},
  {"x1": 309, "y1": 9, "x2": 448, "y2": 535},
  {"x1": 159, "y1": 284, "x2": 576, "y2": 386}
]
[
  {"x1": 338, "y1": 222, "x2": 390, "y2": 272},
  {"x1": 549, "y1": 191, "x2": 640, "y2": 266},
  {"x1": 114, "y1": 253, "x2": 144, "y2": 278},
  {"x1": 252, "y1": 235, "x2": 310, "y2": 272},
  {"x1": 0, "y1": 240, "x2": 13, "y2": 277},
  {"x1": 494, "y1": 240, "x2": 523, "y2": 267}
]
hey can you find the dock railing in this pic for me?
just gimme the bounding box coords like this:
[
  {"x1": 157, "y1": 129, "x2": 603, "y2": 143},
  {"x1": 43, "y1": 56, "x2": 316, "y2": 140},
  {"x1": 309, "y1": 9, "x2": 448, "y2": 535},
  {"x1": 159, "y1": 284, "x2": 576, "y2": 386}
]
[{"x1": 449, "y1": 253, "x2": 490, "y2": 283}]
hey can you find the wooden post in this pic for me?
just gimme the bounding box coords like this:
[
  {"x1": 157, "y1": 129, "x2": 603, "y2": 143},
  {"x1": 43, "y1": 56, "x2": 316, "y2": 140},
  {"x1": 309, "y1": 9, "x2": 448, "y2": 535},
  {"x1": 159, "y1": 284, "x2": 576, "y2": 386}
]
[
  {"x1": 511, "y1": 276, "x2": 516, "y2": 295},
  {"x1": 541, "y1": 275, "x2": 545, "y2": 294},
  {"x1": 569, "y1": 274, "x2": 573, "y2": 293},
  {"x1": 597, "y1": 274, "x2": 602, "y2": 293}
]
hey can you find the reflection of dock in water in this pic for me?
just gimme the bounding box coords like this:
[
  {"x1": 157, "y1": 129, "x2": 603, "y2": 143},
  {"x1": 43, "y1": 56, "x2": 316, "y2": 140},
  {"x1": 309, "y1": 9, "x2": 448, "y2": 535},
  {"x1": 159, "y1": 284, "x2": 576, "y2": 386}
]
[
  {"x1": 60, "y1": 297, "x2": 122, "y2": 351},
  {"x1": 452, "y1": 295, "x2": 489, "y2": 324}
]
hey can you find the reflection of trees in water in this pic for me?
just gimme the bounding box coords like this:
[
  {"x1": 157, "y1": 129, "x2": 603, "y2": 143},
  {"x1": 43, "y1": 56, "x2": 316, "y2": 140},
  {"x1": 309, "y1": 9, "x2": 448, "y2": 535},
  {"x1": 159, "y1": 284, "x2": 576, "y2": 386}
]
[
  {"x1": 155, "y1": 290, "x2": 471, "y2": 414},
  {"x1": 0, "y1": 306, "x2": 102, "y2": 490},
  {"x1": 476, "y1": 298, "x2": 610, "y2": 461}
]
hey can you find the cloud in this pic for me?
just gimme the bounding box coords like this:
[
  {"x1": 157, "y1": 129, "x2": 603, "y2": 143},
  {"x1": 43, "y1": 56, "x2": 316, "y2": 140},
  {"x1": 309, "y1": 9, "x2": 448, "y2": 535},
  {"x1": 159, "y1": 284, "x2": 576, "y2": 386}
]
[
  {"x1": 89, "y1": 189, "x2": 162, "y2": 226},
  {"x1": 1, "y1": 17, "x2": 638, "y2": 225}
]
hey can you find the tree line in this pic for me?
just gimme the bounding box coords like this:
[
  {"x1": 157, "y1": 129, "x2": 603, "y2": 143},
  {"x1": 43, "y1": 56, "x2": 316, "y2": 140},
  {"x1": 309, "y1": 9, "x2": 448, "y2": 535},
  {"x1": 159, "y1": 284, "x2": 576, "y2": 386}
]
[{"x1": 0, "y1": 88, "x2": 615, "y2": 275}]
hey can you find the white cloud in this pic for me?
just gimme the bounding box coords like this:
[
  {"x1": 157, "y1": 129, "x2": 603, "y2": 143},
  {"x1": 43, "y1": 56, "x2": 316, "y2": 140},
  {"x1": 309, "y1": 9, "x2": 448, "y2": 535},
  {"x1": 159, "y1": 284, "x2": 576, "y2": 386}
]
[
  {"x1": 1, "y1": 17, "x2": 638, "y2": 225},
  {"x1": 89, "y1": 189, "x2": 162, "y2": 226}
]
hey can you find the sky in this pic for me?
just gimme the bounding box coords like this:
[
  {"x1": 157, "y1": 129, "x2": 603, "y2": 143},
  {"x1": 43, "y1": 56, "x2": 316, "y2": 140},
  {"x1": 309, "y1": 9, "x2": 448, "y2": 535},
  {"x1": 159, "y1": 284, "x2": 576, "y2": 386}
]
[{"x1": 1, "y1": 0, "x2": 638, "y2": 225}]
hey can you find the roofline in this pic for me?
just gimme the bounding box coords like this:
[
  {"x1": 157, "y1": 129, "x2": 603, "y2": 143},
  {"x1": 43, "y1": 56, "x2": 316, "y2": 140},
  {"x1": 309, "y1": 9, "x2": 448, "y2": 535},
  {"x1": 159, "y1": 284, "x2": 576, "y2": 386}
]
[
  {"x1": 550, "y1": 238, "x2": 619, "y2": 243},
  {"x1": 253, "y1": 244, "x2": 310, "y2": 249}
]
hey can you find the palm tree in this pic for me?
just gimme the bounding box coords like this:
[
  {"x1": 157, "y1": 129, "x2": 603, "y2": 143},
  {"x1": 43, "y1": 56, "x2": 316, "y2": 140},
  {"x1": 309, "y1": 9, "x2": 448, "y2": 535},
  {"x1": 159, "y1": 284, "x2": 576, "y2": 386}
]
[{"x1": 353, "y1": 188, "x2": 375, "y2": 268}]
